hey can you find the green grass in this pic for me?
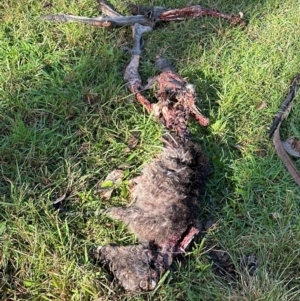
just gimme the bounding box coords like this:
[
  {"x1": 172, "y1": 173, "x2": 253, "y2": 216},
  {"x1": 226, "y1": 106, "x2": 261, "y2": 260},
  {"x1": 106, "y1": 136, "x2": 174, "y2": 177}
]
[{"x1": 1, "y1": 0, "x2": 300, "y2": 300}]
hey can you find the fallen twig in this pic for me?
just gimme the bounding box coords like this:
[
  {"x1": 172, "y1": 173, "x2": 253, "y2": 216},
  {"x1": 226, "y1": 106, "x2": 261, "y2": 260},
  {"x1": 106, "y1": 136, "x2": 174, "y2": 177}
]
[
  {"x1": 269, "y1": 74, "x2": 300, "y2": 137},
  {"x1": 269, "y1": 74, "x2": 300, "y2": 186}
]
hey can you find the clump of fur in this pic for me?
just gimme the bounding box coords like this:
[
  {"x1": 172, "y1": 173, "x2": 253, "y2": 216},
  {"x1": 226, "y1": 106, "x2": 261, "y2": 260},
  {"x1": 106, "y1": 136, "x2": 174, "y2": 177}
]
[{"x1": 92, "y1": 140, "x2": 207, "y2": 291}]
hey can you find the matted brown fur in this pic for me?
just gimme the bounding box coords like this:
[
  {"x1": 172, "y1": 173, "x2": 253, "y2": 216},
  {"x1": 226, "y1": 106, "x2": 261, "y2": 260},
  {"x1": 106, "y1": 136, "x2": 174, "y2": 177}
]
[{"x1": 92, "y1": 140, "x2": 207, "y2": 291}]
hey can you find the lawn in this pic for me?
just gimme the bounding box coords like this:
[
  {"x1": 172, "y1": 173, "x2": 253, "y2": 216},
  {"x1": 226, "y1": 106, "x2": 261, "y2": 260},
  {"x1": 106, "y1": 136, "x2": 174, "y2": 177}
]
[{"x1": 1, "y1": 0, "x2": 300, "y2": 300}]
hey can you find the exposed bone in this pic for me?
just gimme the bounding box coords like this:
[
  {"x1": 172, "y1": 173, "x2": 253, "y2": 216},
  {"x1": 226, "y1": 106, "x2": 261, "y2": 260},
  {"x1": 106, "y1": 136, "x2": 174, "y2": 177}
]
[
  {"x1": 41, "y1": 2, "x2": 246, "y2": 28},
  {"x1": 123, "y1": 24, "x2": 210, "y2": 140},
  {"x1": 138, "y1": 56, "x2": 210, "y2": 141},
  {"x1": 98, "y1": 0, "x2": 121, "y2": 17},
  {"x1": 123, "y1": 23, "x2": 153, "y2": 113},
  {"x1": 158, "y1": 5, "x2": 246, "y2": 26},
  {"x1": 41, "y1": 1, "x2": 242, "y2": 131},
  {"x1": 40, "y1": 14, "x2": 154, "y2": 28}
]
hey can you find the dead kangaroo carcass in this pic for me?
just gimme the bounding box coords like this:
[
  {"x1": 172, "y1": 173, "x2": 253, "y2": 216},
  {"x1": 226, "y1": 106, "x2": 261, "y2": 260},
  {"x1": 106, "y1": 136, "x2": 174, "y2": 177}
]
[
  {"x1": 92, "y1": 54, "x2": 210, "y2": 292},
  {"x1": 92, "y1": 140, "x2": 207, "y2": 291},
  {"x1": 40, "y1": 0, "x2": 247, "y2": 293}
]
